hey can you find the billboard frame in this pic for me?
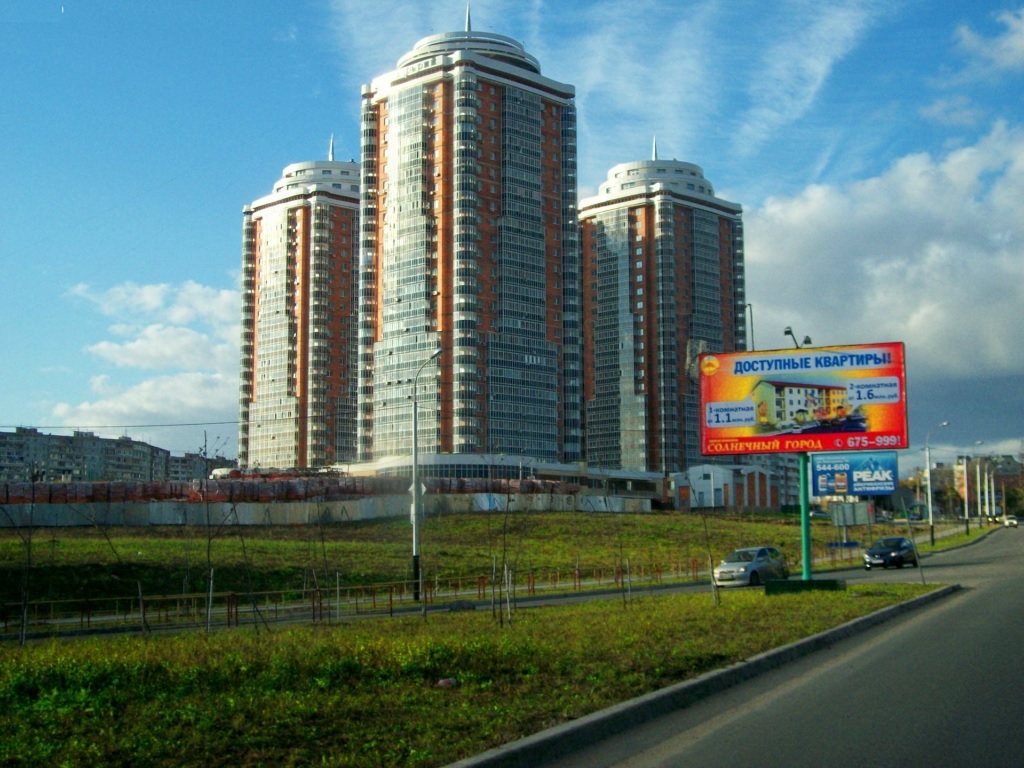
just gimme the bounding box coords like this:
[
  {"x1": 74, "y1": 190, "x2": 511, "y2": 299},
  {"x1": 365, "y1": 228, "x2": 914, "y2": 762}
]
[{"x1": 698, "y1": 342, "x2": 908, "y2": 457}]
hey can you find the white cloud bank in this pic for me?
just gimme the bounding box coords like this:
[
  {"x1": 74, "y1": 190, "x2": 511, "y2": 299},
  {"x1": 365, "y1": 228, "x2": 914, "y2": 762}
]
[
  {"x1": 956, "y1": 7, "x2": 1024, "y2": 74},
  {"x1": 54, "y1": 281, "x2": 240, "y2": 454},
  {"x1": 747, "y1": 121, "x2": 1024, "y2": 379}
]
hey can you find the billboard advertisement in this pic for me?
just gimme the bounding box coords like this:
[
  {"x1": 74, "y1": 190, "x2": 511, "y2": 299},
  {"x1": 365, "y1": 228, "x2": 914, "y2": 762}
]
[
  {"x1": 699, "y1": 342, "x2": 908, "y2": 456},
  {"x1": 811, "y1": 451, "x2": 898, "y2": 496}
]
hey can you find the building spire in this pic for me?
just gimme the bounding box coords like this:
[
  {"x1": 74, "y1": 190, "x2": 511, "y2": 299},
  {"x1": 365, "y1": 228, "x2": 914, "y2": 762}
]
[
  {"x1": 466, "y1": 3, "x2": 471, "y2": 32},
  {"x1": 652, "y1": 136, "x2": 658, "y2": 161},
  {"x1": 328, "y1": 134, "x2": 335, "y2": 162}
]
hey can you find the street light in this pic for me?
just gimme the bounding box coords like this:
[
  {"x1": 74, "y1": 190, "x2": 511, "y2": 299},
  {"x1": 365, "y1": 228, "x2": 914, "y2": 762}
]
[
  {"x1": 986, "y1": 464, "x2": 996, "y2": 521},
  {"x1": 784, "y1": 326, "x2": 812, "y2": 348},
  {"x1": 963, "y1": 440, "x2": 983, "y2": 533},
  {"x1": 784, "y1": 321, "x2": 815, "y2": 580},
  {"x1": 925, "y1": 420, "x2": 949, "y2": 545},
  {"x1": 411, "y1": 347, "x2": 443, "y2": 612},
  {"x1": 974, "y1": 454, "x2": 983, "y2": 528},
  {"x1": 745, "y1": 303, "x2": 756, "y2": 351}
]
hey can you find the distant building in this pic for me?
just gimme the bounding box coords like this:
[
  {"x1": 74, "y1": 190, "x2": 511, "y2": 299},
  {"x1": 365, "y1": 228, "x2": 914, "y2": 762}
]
[
  {"x1": 675, "y1": 463, "x2": 778, "y2": 509},
  {"x1": 579, "y1": 155, "x2": 745, "y2": 472},
  {"x1": 355, "y1": 19, "x2": 582, "y2": 468},
  {"x1": 0, "y1": 428, "x2": 228, "y2": 482},
  {"x1": 167, "y1": 453, "x2": 235, "y2": 483},
  {"x1": 239, "y1": 148, "x2": 361, "y2": 469}
]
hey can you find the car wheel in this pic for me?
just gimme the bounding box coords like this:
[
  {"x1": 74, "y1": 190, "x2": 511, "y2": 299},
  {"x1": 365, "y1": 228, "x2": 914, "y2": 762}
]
[
  {"x1": 864, "y1": 564, "x2": 871, "y2": 570},
  {"x1": 896, "y1": 559, "x2": 904, "y2": 569},
  {"x1": 749, "y1": 571, "x2": 760, "y2": 587}
]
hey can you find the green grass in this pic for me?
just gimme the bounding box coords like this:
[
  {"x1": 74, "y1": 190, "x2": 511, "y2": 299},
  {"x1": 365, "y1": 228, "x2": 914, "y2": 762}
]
[
  {"x1": 4, "y1": 510, "x2": 966, "y2": 604},
  {"x1": 0, "y1": 511, "x2": 976, "y2": 765},
  {"x1": 0, "y1": 583, "x2": 939, "y2": 767}
]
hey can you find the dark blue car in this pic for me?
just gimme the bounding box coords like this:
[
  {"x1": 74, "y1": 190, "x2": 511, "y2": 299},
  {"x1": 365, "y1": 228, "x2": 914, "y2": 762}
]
[{"x1": 863, "y1": 536, "x2": 918, "y2": 569}]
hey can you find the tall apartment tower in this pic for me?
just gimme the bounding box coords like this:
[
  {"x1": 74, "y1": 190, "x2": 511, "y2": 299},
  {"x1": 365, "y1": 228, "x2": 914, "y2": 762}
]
[
  {"x1": 579, "y1": 155, "x2": 745, "y2": 473},
  {"x1": 239, "y1": 150, "x2": 361, "y2": 469},
  {"x1": 357, "y1": 21, "x2": 581, "y2": 467}
]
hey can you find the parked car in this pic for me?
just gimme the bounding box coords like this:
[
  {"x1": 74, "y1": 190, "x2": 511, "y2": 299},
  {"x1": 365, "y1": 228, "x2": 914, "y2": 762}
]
[
  {"x1": 713, "y1": 547, "x2": 789, "y2": 587},
  {"x1": 863, "y1": 536, "x2": 918, "y2": 569},
  {"x1": 1004, "y1": 515, "x2": 1018, "y2": 528}
]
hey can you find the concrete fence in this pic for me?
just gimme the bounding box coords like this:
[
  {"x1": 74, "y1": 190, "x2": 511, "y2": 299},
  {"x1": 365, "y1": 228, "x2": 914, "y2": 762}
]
[{"x1": 0, "y1": 493, "x2": 652, "y2": 528}]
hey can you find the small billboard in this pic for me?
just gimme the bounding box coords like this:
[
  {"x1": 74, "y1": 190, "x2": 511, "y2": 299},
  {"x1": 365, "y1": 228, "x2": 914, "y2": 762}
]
[
  {"x1": 811, "y1": 451, "x2": 898, "y2": 496},
  {"x1": 699, "y1": 342, "x2": 908, "y2": 456}
]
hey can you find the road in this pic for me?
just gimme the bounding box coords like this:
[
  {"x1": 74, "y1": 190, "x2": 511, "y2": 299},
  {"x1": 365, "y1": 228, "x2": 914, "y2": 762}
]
[{"x1": 543, "y1": 527, "x2": 1024, "y2": 768}]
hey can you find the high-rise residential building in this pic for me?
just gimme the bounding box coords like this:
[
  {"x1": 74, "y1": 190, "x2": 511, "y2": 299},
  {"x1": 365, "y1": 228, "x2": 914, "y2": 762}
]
[
  {"x1": 356, "y1": 20, "x2": 581, "y2": 470},
  {"x1": 239, "y1": 148, "x2": 361, "y2": 469},
  {"x1": 579, "y1": 155, "x2": 745, "y2": 473}
]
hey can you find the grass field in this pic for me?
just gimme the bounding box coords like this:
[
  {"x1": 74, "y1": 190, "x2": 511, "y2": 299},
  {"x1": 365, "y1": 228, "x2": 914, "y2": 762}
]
[
  {"x1": 0, "y1": 582, "x2": 940, "y2": 767},
  {"x1": 0, "y1": 510, "x2": 973, "y2": 766},
  {"x1": 0, "y1": 509, "x2": 930, "y2": 604}
]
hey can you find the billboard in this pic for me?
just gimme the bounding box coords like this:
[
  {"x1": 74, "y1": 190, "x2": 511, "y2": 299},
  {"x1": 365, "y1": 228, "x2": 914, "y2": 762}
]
[
  {"x1": 699, "y1": 342, "x2": 908, "y2": 456},
  {"x1": 811, "y1": 451, "x2": 898, "y2": 496}
]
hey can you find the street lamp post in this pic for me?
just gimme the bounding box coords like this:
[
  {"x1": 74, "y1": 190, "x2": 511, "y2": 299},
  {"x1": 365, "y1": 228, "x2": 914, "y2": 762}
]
[
  {"x1": 411, "y1": 347, "x2": 443, "y2": 613},
  {"x1": 961, "y1": 456, "x2": 970, "y2": 536},
  {"x1": 745, "y1": 303, "x2": 755, "y2": 351},
  {"x1": 963, "y1": 441, "x2": 983, "y2": 534},
  {"x1": 783, "y1": 325, "x2": 814, "y2": 579},
  {"x1": 784, "y1": 326, "x2": 812, "y2": 349},
  {"x1": 925, "y1": 420, "x2": 949, "y2": 545},
  {"x1": 976, "y1": 456, "x2": 986, "y2": 526},
  {"x1": 983, "y1": 466, "x2": 991, "y2": 520}
]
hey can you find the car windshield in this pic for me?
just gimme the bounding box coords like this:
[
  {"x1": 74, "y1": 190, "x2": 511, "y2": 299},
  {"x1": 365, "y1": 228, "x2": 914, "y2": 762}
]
[
  {"x1": 726, "y1": 550, "x2": 756, "y2": 563},
  {"x1": 875, "y1": 538, "x2": 903, "y2": 549}
]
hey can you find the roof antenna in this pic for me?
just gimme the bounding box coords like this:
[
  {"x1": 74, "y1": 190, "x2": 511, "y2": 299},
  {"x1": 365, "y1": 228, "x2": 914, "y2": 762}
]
[
  {"x1": 328, "y1": 134, "x2": 335, "y2": 162},
  {"x1": 652, "y1": 135, "x2": 658, "y2": 161},
  {"x1": 466, "y1": 2, "x2": 472, "y2": 33}
]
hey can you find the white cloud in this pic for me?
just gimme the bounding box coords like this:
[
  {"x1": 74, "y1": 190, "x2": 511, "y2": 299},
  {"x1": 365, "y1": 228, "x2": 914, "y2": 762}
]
[
  {"x1": 52, "y1": 373, "x2": 238, "y2": 453},
  {"x1": 167, "y1": 282, "x2": 239, "y2": 331},
  {"x1": 53, "y1": 280, "x2": 240, "y2": 450},
  {"x1": 69, "y1": 281, "x2": 170, "y2": 316},
  {"x1": 919, "y1": 95, "x2": 985, "y2": 127},
  {"x1": 732, "y1": 2, "x2": 883, "y2": 156},
  {"x1": 86, "y1": 324, "x2": 236, "y2": 372},
  {"x1": 746, "y1": 122, "x2": 1024, "y2": 384},
  {"x1": 55, "y1": 373, "x2": 234, "y2": 423},
  {"x1": 569, "y1": 2, "x2": 719, "y2": 187},
  {"x1": 956, "y1": 7, "x2": 1024, "y2": 73},
  {"x1": 276, "y1": 24, "x2": 299, "y2": 44},
  {"x1": 327, "y1": 0, "x2": 469, "y2": 80},
  {"x1": 69, "y1": 280, "x2": 237, "y2": 334}
]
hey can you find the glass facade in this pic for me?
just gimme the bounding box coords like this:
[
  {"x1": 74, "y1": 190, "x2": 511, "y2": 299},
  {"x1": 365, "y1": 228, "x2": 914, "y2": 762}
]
[
  {"x1": 580, "y1": 160, "x2": 744, "y2": 473},
  {"x1": 240, "y1": 161, "x2": 361, "y2": 469},
  {"x1": 358, "y1": 30, "x2": 580, "y2": 466}
]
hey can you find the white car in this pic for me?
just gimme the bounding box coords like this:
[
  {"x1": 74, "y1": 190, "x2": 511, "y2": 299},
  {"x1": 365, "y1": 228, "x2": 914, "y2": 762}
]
[
  {"x1": 713, "y1": 546, "x2": 789, "y2": 587},
  {"x1": 1004, "y1": 515, "x2": 1018, "y2": 528}
]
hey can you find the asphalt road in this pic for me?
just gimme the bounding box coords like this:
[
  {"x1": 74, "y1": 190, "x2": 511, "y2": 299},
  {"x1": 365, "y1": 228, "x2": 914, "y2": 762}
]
[{"x1": 538, "y1": 527, "x2": 1024, "y2": 768}]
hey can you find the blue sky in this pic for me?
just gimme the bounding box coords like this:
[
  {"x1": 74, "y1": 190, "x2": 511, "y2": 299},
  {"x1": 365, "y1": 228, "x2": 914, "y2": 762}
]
[{"x1": 1, "y1": 0, "x2": 1021, "y2": 475}]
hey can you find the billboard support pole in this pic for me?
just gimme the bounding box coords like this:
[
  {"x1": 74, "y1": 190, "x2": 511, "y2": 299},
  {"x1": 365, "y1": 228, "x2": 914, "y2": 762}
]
[{"x1": 800, "y1": 452, "x2": 812, "y2": 580}]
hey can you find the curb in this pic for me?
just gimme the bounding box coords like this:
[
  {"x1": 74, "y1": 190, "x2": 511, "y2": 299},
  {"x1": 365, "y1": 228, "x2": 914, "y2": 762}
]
[{"x1": 445, "y1": 584, "x2": 960, "y2": 768}]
